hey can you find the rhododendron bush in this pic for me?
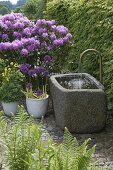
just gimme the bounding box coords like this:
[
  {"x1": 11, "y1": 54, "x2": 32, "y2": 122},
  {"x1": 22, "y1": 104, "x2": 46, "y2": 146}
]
[
  {"x1": 0, "y1": 13, "x2": 72, "y2": 67},
  {"x1": 0, "y1": 13, "x2": 72, "y2": 93}
]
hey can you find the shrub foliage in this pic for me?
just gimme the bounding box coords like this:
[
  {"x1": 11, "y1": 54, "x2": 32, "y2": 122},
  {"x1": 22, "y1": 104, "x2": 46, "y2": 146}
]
[
  {"x1": 0, "y1": 106, "x2": 95, "y2": 170},
  {"x1": 23, "y1": 0, "x2": 47, "y2": 20},
  {"x1": 0, "y1": 107, "x2": 112, "y2": 169},
  {"x1": 45, "y1": 0, "x2": 113, "y2": 110}
]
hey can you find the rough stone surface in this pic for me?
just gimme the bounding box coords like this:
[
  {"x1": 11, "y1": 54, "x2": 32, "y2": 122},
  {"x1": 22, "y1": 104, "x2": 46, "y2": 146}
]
[{"x1": 50, "y1": 73, "x2": 107, "y2": 133}]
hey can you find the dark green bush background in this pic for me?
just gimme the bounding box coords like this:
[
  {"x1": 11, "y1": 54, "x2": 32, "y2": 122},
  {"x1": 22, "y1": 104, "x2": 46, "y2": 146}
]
[
  {"x1": 22, "y1": 0, "x2": 47, "y2": 20},
  {"x1": 45, "y1": 0, "x2": 113, "y2": 110}
]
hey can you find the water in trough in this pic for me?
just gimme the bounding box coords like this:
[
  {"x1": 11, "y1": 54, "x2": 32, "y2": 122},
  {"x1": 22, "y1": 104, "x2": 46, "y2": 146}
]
[{"x1": 56, "y1": 74, "x2": 98, "y2": 89}]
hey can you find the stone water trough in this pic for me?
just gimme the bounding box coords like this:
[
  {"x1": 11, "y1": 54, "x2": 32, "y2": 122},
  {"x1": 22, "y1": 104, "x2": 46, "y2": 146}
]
[{"x1": 50, "y1": 49, "x2": 107, "y2": 133}]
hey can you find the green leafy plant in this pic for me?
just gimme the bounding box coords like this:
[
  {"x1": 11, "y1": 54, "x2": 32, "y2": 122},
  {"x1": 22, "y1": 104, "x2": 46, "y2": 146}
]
[
  {"x1": 0, "y1": 106, "x2": 54, "y2": 170},
  {"x1": 0, "y1": 58, "x2": 10, "y2": 86},
  {"x1": 0, "y1": 64, "x2": 25, "y2": 103},
  {"x1": 45, "y1": 0, "x2": 113, "y2": 110},
  {"x1": 46, "y1": 128, "x2": 95, "y2": 170},
  {"x1": 0, "y1": 106, "x2": 112, "y2": 170},
  {"x1": 0, "y1": 106, "x2": 95, "y2": 170},
  {"x1": 19, "y1": 61, "x2": 50, "y2": 99},
  {"x1": 23, "y1": 83, "x2": 48, "y2": 99},
  {"x1": 0, "y1": 106, "x2": 41, "y2": 170},
  {"x1": 45, "y1": 0, "x2": 73, "y2": 73}
]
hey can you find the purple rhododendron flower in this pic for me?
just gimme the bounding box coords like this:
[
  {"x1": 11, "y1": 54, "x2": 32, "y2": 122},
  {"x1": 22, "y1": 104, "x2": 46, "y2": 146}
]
[
  {"x1": 39, "y1": 28, "x2": 47, "y2": 34},
  {"x1": 21, "y1": 49, "x2": 29, "y2": 56},
  {"x1": 56, "y1": 25, "x2": 68, "y2": 35},
  {"x1": 26, "y1": 83, "x2": 32, "y2": 89},
  {"x1": 38, "y1": 66, "x2": 45, "y2": 73},
  {"x1": 41, "y1": 41, "x2": 47, "y2": 47},
  {"x1": 10, "y1": 42, "x2": 17, "y2": 49},
  {"x1": 51, "y1": 25, "x2": 57, "y2": 31},
  {"x1": 36, "y1": 89, "x2": 43, "y2": 96},
  {"x1": 46, "y1": 20, "x2": 56, "y2": 26},
  {"x1": 36, "y1": 19, "x2": 47, "y2": 26},
  {"x1": 0, "y1": 42, "x2": 4, "y2": 51},
  {"x1": 21, "y1": 38, "x2": 29, "y2": 44},
  {"x1": 13, "y1": 32, "x2": 21, "y2": 38},
  {"x1": 47, "y1": 45, "x2": 53, "y2": 51},
  {"x1": 0, "y1": 13, "x2": 72, "y2": 55},
  {"x1": 44, "y1": 55, "x2": 51, "y2": 64},
  {"x1": 53, "y1": 38, "x2": 64, "y2": 46},
  {"x1": 13, "y1": 40, "x2": 23, "y2": 48},
  {"x1": 50, "y1": 32, "x2": 56, "y2": 41},
  {"x1": 63, "y1": 37, "x2": 69, "y2": 43},
  {"x1": 66, "y1": 33, "x2": 72, "y2": 39},
  {"x1": 41, "y1": 19, "x2": 47, "y2": 25},
  {"x1": 42, "y1": 33, "x2": 48, "y2": 38},
  {"x1": 12, "y1": 42, "x2": 20, "y2": 50},
  {"x1": 4, "y1": 42, "x2": 12, "y2": 50},
  {"x1": 23, "y1": 28, "x2": 31, "y2": 36},
  {"x1": 27, "y1": 45, "x2": 34, "y2": 52},
  {"x1": 14, "y1": 22, "x2": 24, "y2": 29},
  {"x1": 2, "y1": 34, "x2": 8, "y2": 40},
  {"x1": 0, "y1": 42, "x2": 11, "y2": 50},
  {"x1": 20, "y1": 17, "x2": 31, "y2": 26},
  {"x1": 34, "y1": 40, "x2": 40, "y2": 47},
  {"x1": 36, "y1": 20, "x2": 42, "y2": 26},
  {"x1": 5, "y1": 20, "x2": 12, "y2": 28}
]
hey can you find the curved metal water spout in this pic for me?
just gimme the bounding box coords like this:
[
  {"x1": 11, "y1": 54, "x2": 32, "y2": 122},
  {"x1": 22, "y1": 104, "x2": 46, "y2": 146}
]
[{"x1": 79, "y1": 49, "x2": 103, "y2": 84}]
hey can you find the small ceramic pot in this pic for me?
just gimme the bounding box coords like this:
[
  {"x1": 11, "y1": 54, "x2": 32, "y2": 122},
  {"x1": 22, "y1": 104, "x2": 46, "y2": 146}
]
[
  {"x1": 2, "y1": 101, "x2": 18, "y2": 116},
  {"x1": 26, "y1": 95, "x2": 49, "y2": 118}
]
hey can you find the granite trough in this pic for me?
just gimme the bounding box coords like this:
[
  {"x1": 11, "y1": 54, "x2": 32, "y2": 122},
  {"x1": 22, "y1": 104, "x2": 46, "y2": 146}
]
[{"x1": 50, "y1": 73, "x2": 107, "y2": 133}]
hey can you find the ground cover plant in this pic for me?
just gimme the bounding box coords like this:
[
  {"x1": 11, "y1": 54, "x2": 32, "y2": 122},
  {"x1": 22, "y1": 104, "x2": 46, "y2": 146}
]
[
  {"x1": 0, "y1": 106, "x2": 112, "y2": 170},
  {"x1": 0, "y1": 87, "x2": 111, "y2": 169}
]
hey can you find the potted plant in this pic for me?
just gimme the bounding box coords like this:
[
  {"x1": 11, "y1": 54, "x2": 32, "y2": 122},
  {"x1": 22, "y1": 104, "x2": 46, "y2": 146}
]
[
  {"x1": 25, "y1": 83, "x2": 49, "y2": 118},
  {"x1": 20, "y1": 62, "x2": 50, "y2": 118},
  {"x1": 0, "y1": 13, "x2": 72, "y2": 117},
  {"x1": 0, "y1": 64, "x2": 25, "y2": 116}
]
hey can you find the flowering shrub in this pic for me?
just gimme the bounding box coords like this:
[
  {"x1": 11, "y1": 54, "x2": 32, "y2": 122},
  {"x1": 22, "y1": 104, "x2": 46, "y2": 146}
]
[
  {"x1": 0, "y1": 13, "x2": 72, "y2": 98},
  {"x1": 0, "y1": 13, "x2": 72, "y2": 65}
]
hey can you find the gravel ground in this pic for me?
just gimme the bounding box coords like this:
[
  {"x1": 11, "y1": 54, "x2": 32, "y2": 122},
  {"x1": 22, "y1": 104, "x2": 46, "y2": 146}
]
[
  {"x1": 41, "y1": 111, "x2": 113, "y2": 168},
  {"x1": 1, "y1": 100, "x2": 113, "y2": 168}
]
